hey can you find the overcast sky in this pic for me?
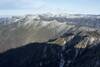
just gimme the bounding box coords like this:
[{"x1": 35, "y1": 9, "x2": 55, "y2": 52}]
[{"x1": 0, "y1": 0, "x2": 100, "y2": 15}]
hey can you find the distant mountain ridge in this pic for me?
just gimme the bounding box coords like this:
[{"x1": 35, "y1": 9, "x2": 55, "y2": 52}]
[{"x1": 0, "y1": 14, "x2": 100, "y2": 28}]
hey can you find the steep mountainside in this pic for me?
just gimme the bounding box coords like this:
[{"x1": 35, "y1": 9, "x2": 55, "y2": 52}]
[
  {"x1": 0, "y1": 14, "x2": 100, "y2": 67},
  {"x1": 0, "y1": 14, "x2": 100, "y2": 52}
]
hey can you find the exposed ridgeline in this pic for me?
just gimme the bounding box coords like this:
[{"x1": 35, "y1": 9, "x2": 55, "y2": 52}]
[
  {"x1": 0, "y1": 30, "x2": 100, "y2": 67},
  {"x1": 0, "y1": 14, "x2": 100, "y2": 53}
]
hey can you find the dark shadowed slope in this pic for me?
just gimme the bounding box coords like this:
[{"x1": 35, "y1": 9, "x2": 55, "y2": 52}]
[
  {"x1": 0, "y1": 33, "x2": 100, "y2": 67},
  {"x1": 0, "y1": 43, "x2": 62, "y2": 67}
]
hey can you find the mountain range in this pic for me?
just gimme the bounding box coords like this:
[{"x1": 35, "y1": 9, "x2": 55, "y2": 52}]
[{"x1": 0, "y1": 13, "x2": 100, "y2": 67}]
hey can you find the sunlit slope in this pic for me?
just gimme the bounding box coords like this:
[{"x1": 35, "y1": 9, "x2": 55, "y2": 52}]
[{"x1": 0, "y1": 16, "x2": 75, "y2": 52}]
